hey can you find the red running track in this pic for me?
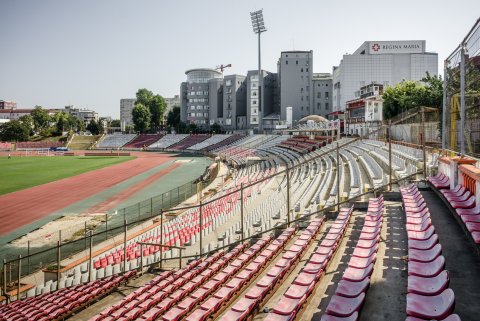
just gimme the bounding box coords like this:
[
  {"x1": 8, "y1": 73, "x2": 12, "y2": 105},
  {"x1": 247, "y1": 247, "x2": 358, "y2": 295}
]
[{"x1": 0, "y1": 153, "x2": 174, "y2": 236}]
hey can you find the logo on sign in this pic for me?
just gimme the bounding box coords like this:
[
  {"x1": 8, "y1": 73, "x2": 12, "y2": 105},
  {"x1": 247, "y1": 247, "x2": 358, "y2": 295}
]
[{"x1": 372, "y1": 43, "x2": 380, "y2": 52}]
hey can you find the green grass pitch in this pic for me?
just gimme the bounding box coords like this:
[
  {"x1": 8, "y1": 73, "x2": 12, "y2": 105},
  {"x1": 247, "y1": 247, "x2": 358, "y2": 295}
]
[{"x1": 0, "y1": 156, "x2": 135, "y2": 195}]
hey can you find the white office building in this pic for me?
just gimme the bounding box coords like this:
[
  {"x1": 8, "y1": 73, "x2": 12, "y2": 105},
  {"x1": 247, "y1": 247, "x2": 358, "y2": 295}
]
[
  {"x1": 332, "y1": 40, "x2": 438, "y2": 111},
  {"x1": 120, "y1": 98, "x2": 136, "y2": 131}
]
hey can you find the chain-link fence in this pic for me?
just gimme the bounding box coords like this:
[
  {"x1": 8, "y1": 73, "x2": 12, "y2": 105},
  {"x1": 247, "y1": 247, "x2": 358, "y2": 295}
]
[
  {"x1": 444, "y1": 18, "x2": 480, "y2": 157},
  {"x1": 0, "y1": 166, "x2": 217, "y2": 288}
]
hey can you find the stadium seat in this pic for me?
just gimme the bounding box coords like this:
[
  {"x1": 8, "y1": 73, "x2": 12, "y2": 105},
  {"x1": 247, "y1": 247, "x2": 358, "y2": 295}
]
[
  {"x1": 407, "y1": 270, "x2": 449, "y2": 296},
  {"x1": 406, "y1": 288, "x2": 455, "y2": 319}
]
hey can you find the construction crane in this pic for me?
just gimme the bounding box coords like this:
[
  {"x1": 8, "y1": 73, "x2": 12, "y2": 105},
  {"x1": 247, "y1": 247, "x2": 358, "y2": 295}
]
[{"x1": 216, "y1": 64, "x2": 232, "y2": 73}]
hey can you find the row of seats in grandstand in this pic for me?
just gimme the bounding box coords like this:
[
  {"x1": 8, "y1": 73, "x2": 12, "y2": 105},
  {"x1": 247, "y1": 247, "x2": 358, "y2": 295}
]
[
  {"x1": 428, "y1": 173, "x2": 480, "y2": 244},
  {"x1": 90, "y1": 228, "x2": 295, "y2": 321},
  {"x1": 261, "y1": 206, "x2": 354, "y2": 320},
  {"x1": 0, "y1": 142, "x2": 12, "y2": 150},
  {"x1": 319, "y1": 197, "x2": 382, "y2": 320},
  {"x1": 400, "y1": 184, "x2": 460, "y2": 321},
  {"x1": 0, "y1": 271, "x2": 135, "y2": 321},
  {"x1": 97, "y1": 133, "x2": 137, "y2": 148},
  {"x1": 169, "y1": 135, "x2": 209, "y2": 150},
  {"x1": 187, "y1": 134, "x2": 231, "y2": 151},
  {"x1": 208, "y1": 220, "x2": 322, "y2": 321},
  {"x1": 201, "y1": 134, "x2": 244, "y2": 152},
  {"x1": 124, "y1": 134, "x2": 163, "y2": 148},
  {"x1": 149, "y1": 134, "x2": 188, "y2": 149},
  {"x1": 15, "y1": 141, "x2": 64, "y2": 149}
]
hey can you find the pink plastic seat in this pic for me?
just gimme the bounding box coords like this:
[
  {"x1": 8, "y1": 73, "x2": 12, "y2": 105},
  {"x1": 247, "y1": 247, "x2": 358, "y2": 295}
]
[
  {"x1": 445, "y1": 189, "x2": 470, "y2": 202},
  {"x1": 451, "y1": 195, "x2": 476, "y2": 209},
  {"x1": 245, "y1": 285, "x2": 269, "y2": 300},
  {"x1": 294, "y1": 272, "x2": 317, "y2": 286},
  {"x1": 408, "y1": 226, "x2": 435, "y2": 241},
  {"x1": 342, "y1": 263, "x2": 373, "y2": 282},
  {"x1": 272, "y1": 296, "x2": 302, "y2": 315},
  {"x1": 335, "y1": 278, "x2": 370, "y2": 298},
  {"x1": 184, "y1": 308, "x2": 210, "y2": 321},
  {"x1": 408, "y1": 256, "x2": 445, "y2": 277},
  {"x1": 285, "y1": 284, "x2": 311, "y2": 299},
  {"x1": 325, "y1": 293, "x2": 365, "y2": 317},
  {"x1": 456, "y1": 207, "x2": 480, "y2": 216},
  {"x1": 406, "y1": 288, "x2": 455, "y2": 319},
  {"x1": 408, "y1": 234, "x2": 439, "y2": 250},
  {"x1": 348, "y1": 253, "x2": 376, "y2": 269},
  {"x1": 465, "y1": 222, "x2": 480, "y2": 232},
  {"x1": 310, "y1": 253, "x2": 329, "y2": 264},
  {"x1": 303, "y1": 262, "x2": 324, "y2": 274},
  {"x1": 352, "y1": 245, "x2": 378, "y2": 258},
  {"x1": 356, "y1": 237, "x2": 379, "y2": 249},
  {"x1": 461, "y1": 214, "x2": 480, "y2": 223},
  {"x1": 320, "y1": 312, "x2": 359, "y2": 321},
  {"x1": 409, "y1": 244, "x2": 442, "y2": 262},
  {"x1": 408, "y1": 270, "x2": 449, "y2": 296}
]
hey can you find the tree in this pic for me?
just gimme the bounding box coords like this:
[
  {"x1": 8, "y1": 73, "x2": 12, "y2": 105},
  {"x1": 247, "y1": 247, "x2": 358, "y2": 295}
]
[
  {"x1": 52, "y1": 111, "x2": 69, "y2": 135},
  {"x1": 110, "y1": 119, "x2": 121, "y2": 127},
  {"x1": 67, "y1": 115, "x2": 85, "y2": 132},
  {"x1": 132, "y1": 103, "x2": 151, "y2": 133},
  {"x1": 210, "y1": 122, "x2": 222, "y2": 133},
  {"x1": 167, "y1": 106, "x2": 181, "y2": 127},
  {"x1": 382, "y1": 73, "x2": 443, "y2": 119},
  {"x1": 31, "y1": 106, "x2": 50, "y2": 132},
  {"x1": 86, "y1": 119, "x2": 103, "y2": 135},
  {"x1": 0, "y1": 120, "x2": 30, "y2": 141},
  {"x1": 134, "y1": 88, "x2": 167, "y2": 132},
  {"x1": 187, "y1": 123, "x2": 198, "y2": 133}
]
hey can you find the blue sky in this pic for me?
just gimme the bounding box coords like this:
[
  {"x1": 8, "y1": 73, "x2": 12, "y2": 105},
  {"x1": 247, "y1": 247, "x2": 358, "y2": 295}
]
[{"x1": 0, "y1": 0, "x2": 478, "y2": 118}]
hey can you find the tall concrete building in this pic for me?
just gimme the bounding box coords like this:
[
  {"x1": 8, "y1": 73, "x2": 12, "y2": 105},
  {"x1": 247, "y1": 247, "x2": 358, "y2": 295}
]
[
  {"x1": 246, "y1": 70, "x2": 278, "y2": 131},
  {"x1": 120, "y1": 98, "x2": 136, "y2": 131},
  {"x1": 223, "y1": 75, "x2": 247, "y2": 130},
  {"x1": 64, "y1": 105, "x2": 99, "y2": 126},
  {"x1": 278, "y1": 50, "x2": 314, "y2": 124},
  {"x1": 164, "y1": 95, "x2": 180, "y2": 114},
  {"x1": 0, "y1": 100, "x2": 17, "y2": 110},
  {"x1": 312, "y1": 73, "x2": 333, "y2": 118},
  {"x1": 332, "y1": 40, "x2": 438, "y2": 111},
  {"x1": 180, "y1": 68, "x2": 223, "y2": 127}
]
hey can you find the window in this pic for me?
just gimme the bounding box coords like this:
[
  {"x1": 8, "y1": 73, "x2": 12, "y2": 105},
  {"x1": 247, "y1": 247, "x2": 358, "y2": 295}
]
[
  {"x1": 325, "y1": 102, "x2": 329, "y2": 110},
  {"x1": 317, "y1": 103, "x2": 321, "y2": 109},
  {"x1": 306, "y1": 68, "x2": 309, "y2": 72},
  {"x1": 252, "y1": 100, "x2": 257, "y2": 105},
  {"x1": 296, "y1": 60, "x2": 298, "y2": 65},
  {"x1": 301, "y1": 87, "x2": 304, "y2": 92},
  {"x1": 325, "y1": 92, "x2": 329, "y2": 99},
  {"x1": 317, "y1": 92, "x2": 321, "y2": 99},
  {"x1": 286, "y1": 60, "x2": 288, "y2": 65},
  {"x1": 301, "y1": 68, "x2": 303, "y2": 72}
]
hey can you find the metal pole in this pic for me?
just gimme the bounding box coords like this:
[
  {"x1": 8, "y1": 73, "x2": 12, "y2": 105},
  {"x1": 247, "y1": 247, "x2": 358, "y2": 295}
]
[
  {"x1": 442, "y1": 60, "x2": 448, "y2": 151},
  {"x1": 105, "y1": 213, "x2": 108, "y2": 240},
  {"x1": 17, "y1": 256, "x2": 21, "y2": 301},
  {"x1": 421, "y1": 108, "x2": 427, "y2": 178},
  {"x1": 388, "y1": 122, "x2": 393, "y2": 191},
  {"x1": 179, "y1": 249, "x2": 182, "y2": 269},
  {"x1": 160, "y1": 210, "x2": 163, "y2": 269},
  {"x1": 3, "y1": 259, "x2": 7, "y2": 300},
  {"x1": 258, "y1": 31, "x2": 262, "y2": 132},
  {"x1": 140, "y1": 244, "x2": 143, "y2": 273},
  {"x1": 199, "y1": 201, "x2": 203, "y2": 256},
  {"x1": 240, "y1": 183, "x2": 244, "y2": 242},
  {"x1": 150, "y1": 198, "x2": 153, "y2": 216},
  {"x1": 123, "y1": 220, "x2": 127, "y2": 273},
  {"x1": 336, "y1": 143, "x2": 340, "y2": 210},
  {"x1": 27, "y1": 240, "x2": 30, "y2": 275},
  {"x1": 84, "y1": 221, "x2": 87, "y2": 250},
  {"x1": 286, "y1": 166, "x2": 291, "y2": 226},
  {"x1": 56, "y1": 241, "x2": 61, "y2": 284},
  {"x1": 89, "y1": 231, "x2": 93, "y2": 282},
  {"x1": 460, "y1": 46, "x2": 466, "y2": 156},
  {"x1": 138, "y1": 202, "x2": 141, "y2": 221}
]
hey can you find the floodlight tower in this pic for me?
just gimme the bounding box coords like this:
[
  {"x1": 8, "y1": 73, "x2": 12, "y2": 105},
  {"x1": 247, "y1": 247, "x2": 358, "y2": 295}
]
[{"x1": 250, "y1": 9, "x2": 267, "y2": 132}]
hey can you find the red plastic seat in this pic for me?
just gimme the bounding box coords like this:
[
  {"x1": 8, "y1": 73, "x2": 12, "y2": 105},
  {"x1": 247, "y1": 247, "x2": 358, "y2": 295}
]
[
  {"x1": 451, "y1": 195, "x2": 476, "y2": 209},
  {"x1": 445, "y1": 189, "x2": 470, "y2": 202},
  {"x1": 342, "y1": 263, "x2": 373, "y2": 282},
  {"x1": 320, "y1": 312, "x2": 359, "y2": 321},
  {"x1": 408, "y1": 226, "x2": 435, "y2": 241},
  {"x1": 408, "y1": 256, "x2": 445, "y2": 277},
  {"x1": 356, "y1": 237, "x2": 379, "y2": 249},
  {"x1": 408, "y1": 234, "x2": 439, "y2": 250},
  {"x1": 294, "y1": 272, "x2": 317, "y2": 286},
  {"x1": 310, "y1": 253, "x2": 329, "y2": 265},
  {"x1": 285, "y1": 284, "x2": 311, "y2": 299},
  {"x1": 272, "y1": 296, "x2": 302, "y2": 315},
  {"x1": 465, "y1": 222, "x2": 480, "y2": 232},
  {"x1": 348, "y1": 253, "x2": 376, "y2": 269},
  {"x1": 409, "y1": 244, "x2": 442, "y2": 262},
  {"x1": 461, "y1": 214, "x2": 480, "y2": 224},
  {"x1": 408, "y1": 270, "x2": 449, "y2": 296},
  {"x1": 325, "y1": 293, "x2": 365, "y2": 317},
  {"x1": 352, "y1": 245, "x2": 378, "y2": 258},
  {"x1": 406, "y1": 288, "x2": 455, "y2": 319},
  {"x1": 335, "y1": 278, "x2": 370, "y2": 298},
  {"x1": 245, "y1": 285, "x2": 269, "y2": 300},
  {"x1": 184, "y1": 308, "x2": 211, "y2": 321},
  {"x1": 456, "y1": 207, "x2": 480, "y2": 216}
]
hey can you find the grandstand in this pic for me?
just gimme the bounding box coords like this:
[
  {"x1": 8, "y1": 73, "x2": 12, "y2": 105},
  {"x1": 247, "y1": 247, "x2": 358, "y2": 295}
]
[
  {"x1": 1, "y1": 130, "x2": 479, "y2": 321},
  {"x1": 149, "y1": 134, "x2": 189, "y2": 149},
  {"x1": 96, "y1": 133, "x2": 136, "y2": 149},
  {"x1": 124, "y1": 134, "x2": 164, "y2": 149},
  {"x1": 67, "y1": 135, "x2": 100, "y2": 150}
]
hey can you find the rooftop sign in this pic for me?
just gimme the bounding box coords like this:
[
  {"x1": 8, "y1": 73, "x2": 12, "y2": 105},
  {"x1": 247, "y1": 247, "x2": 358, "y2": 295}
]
[{"x1": 368, "y1": 41, "x2": 425, "y2": 55}]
